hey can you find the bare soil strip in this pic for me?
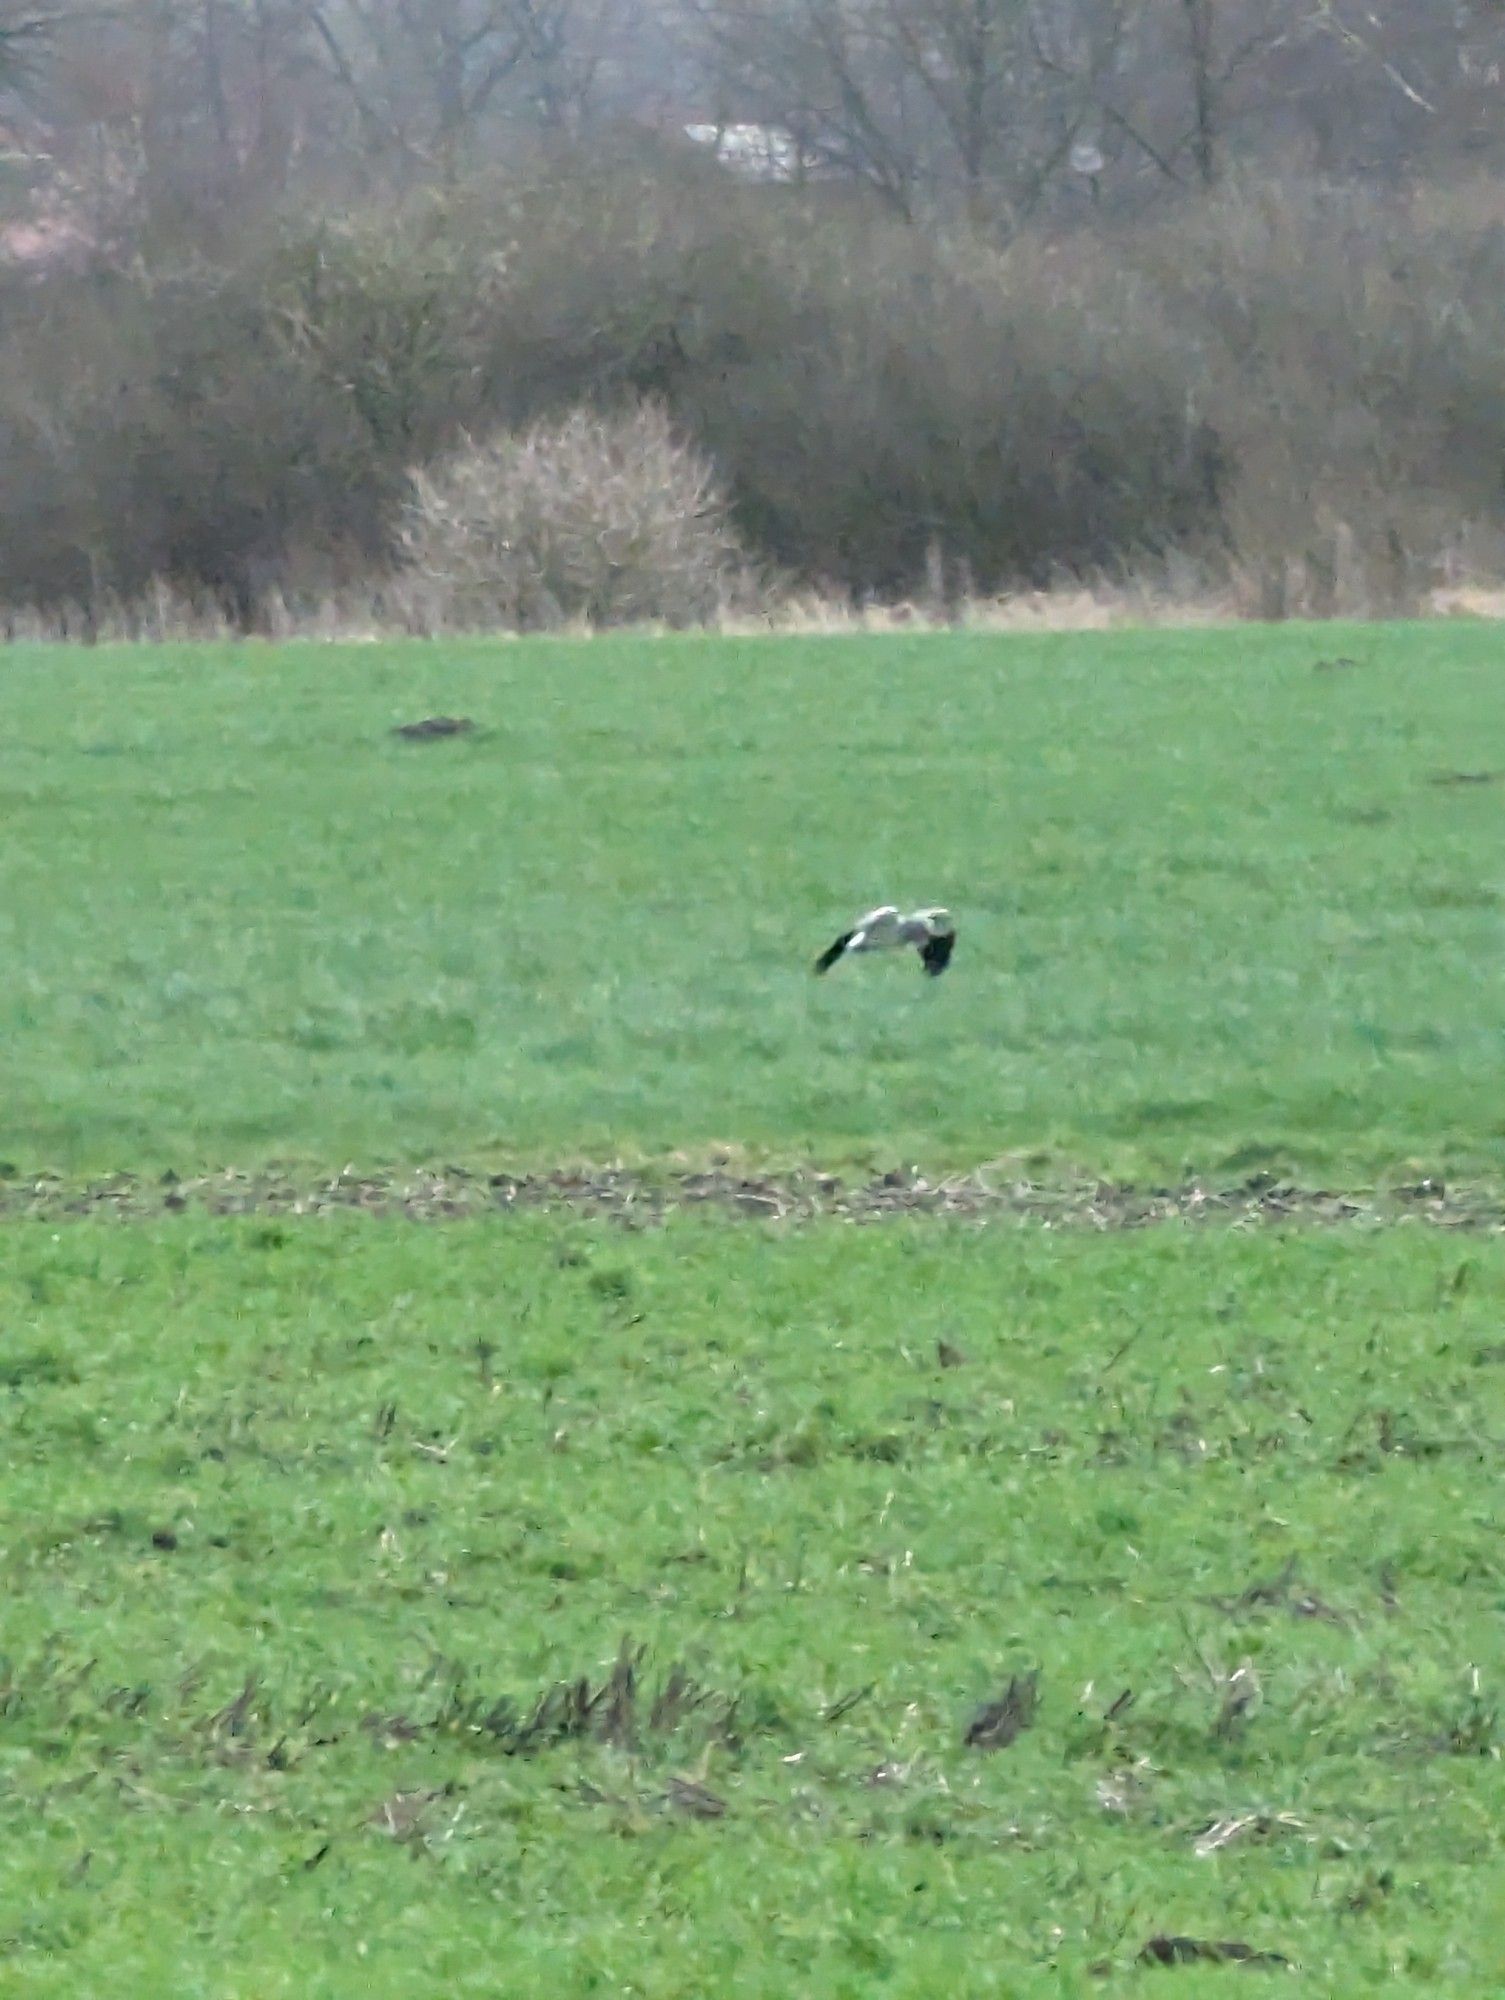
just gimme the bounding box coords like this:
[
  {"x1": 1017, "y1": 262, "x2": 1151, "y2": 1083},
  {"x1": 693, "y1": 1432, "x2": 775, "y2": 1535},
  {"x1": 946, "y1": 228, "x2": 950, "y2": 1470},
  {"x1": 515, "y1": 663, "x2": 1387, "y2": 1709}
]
[{"x1": 1, "y1": 1165, "x2": 1499, "y2": 1230}]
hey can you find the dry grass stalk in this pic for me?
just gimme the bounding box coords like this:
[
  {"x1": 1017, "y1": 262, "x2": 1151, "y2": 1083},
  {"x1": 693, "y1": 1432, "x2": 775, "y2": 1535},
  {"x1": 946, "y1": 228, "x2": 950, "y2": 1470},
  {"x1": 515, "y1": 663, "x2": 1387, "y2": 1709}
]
[{"x1": 6, "y1": 550, "x2": 1505, "y2": 646}]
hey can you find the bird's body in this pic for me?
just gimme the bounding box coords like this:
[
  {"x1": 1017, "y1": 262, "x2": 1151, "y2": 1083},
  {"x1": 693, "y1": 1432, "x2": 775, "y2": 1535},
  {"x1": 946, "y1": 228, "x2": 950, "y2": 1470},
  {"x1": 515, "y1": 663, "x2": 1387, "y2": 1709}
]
[{"x1": 813, "y1": 905, "x2": 956, "y2": 977}]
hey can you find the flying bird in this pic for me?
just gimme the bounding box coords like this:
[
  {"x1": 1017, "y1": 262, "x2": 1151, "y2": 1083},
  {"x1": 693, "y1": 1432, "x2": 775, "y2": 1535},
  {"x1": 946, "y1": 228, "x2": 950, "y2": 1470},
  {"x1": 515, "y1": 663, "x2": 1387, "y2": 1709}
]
[{"x1": 813, "y1": 905, "x2": 956, "y2": 978}]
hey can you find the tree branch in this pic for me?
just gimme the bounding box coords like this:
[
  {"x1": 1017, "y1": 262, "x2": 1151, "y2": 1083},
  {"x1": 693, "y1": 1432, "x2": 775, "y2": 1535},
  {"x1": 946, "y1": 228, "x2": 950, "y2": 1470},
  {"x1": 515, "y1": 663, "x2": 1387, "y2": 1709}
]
[{"x1": 1310, "y1": 1, "x2": 1436, "y2": 113}]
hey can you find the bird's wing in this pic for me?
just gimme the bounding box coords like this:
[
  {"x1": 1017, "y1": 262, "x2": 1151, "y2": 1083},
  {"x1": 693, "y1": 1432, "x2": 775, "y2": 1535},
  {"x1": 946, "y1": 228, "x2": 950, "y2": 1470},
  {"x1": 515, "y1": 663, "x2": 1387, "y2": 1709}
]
[
  {"x1": 919, "y1": 930, "x2": 955, "y2": 976},
  {"x1": 854, "y1": 905, "x2": 900, "y2": 931},
  {"x1": 813, "y1": 930, "x2": 855, "y2": 974}
]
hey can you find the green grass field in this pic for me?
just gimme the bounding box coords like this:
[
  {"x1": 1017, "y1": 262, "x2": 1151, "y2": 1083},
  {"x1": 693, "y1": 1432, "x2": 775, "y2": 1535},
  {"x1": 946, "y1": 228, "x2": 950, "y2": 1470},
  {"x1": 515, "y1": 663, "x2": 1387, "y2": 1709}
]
[
  {"x1": 4, "y1": 1218, "x2": 1505, "y2": 1995},
  {"x1": 4, "y1": 625, "x2": 1505, "y2": 1994},
  {"x1": 2, "y1": 623, "x2": 1503, "y2": 1180}
]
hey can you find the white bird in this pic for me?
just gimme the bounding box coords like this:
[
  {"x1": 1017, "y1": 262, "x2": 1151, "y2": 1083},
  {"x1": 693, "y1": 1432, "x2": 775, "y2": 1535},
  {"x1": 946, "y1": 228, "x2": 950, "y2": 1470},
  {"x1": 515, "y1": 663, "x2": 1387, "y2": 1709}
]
[{"x1": 813, "y1": 905, "x2": 957, "y2": 978}]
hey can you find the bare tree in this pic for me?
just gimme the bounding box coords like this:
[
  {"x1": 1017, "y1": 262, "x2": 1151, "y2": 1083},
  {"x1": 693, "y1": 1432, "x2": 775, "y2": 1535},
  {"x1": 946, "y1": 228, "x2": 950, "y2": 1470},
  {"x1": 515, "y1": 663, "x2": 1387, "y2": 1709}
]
[
  {"x1": 1175, "y1": 0, "x2": 1303, "y2": 186},
  {"x1": 302, "y1": 0, "x2": 644, "y2": 178},
  {"x1": 1023, "y1": 0, "x2": 1173, "y2": 206},
  {"x1": 684, "y1": 0, "x2": 1102, "y2": 216},
  {"x1": 509, "y1": 0, "x2": 648, "y2": 132},
  {"x1": 684, "y1": 0, "x2": 1505, "y2": 216},
  {"x1": 0, "y1": 4, "x2": 64, "y2": 92},
  {"x1": 1282, "y1": 0, "x2": 1505, "y2": 173},
  {"x1": 19, "y1": 0, "x2": 1505, "y2": 225},
  {"x1": 1134, "y1": 0, "x2": 1505, "y2": 189},
  {"x1": 680, "y1": 0, "x2": 918, "y2": 212},
  {"x1": 304, "y1": 0, "x2": 528, "y2": 174},
  {"x1": 40, "y1": 2, "x2": 327, "y2": 218},
  {"x1": 1032, "y1": 0, "x2": 1313, "y2": 199},
  {"x1": 883, "y1": 0, "x2": 1034, "y2": 197}
]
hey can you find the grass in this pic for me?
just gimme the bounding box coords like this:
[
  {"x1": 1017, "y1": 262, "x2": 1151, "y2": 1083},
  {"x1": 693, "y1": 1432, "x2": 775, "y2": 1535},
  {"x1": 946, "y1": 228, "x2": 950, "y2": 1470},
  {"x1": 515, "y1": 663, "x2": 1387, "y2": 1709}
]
[
  {"x1": 2, "y1": 622, "x2": 1504, "y2": 1182},
  {"x1": 3, "y1": 1215, "x2": 1505, "y2": 1995},
  {"x1": 5, "y1": 622, "x2": 1505, "y2": 1994}
]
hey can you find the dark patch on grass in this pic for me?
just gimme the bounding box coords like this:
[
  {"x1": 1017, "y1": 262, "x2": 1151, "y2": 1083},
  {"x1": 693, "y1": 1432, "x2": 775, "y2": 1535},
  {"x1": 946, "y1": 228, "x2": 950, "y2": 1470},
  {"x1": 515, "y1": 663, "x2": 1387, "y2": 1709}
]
[
  {"x1": 663, "y1": 1774, "x2": 728, "y2": 1820},
  {"x1": 1210, "y1": 1660, "x2": 1262, "y2": 1743},
  {"x1": 1396, "y1": 1687, "x2": 1503, "y2": 1760},
  {"x1": 720, "y1": 1419, "x2": 915, "y2": 1472},
  {"x1": 412, "y1": 1643, "x2": 748, "y2": 1758},
  {"x1": 0, "y1": 1643, "x2": 763, "y2": 1800},
  {"x1": 1408, "y1": 879, "x2": 1502, "y2": 911},
  {"x1": 1438, "y1": 1697, "x2": 1499, "y2": 1758},
  {"x1": 1125, "y1": 1098, "x2": 1216, "y2": 1128},
  {"x1": 1136, "y1": 1934, "x2": 1291, "y2": 1968},
  {"x1": 391, "y1": 716, "x2": 474, "y2": 741},
  {"x1": 822, "y1": 1684, "x2": 875, "y2": 1725},
  {"x1": 0, "y1": 1345, "x2": 78, "y2": 1388},
  {"x1": 1334, "y1": 1408, "x2": 1476, "y2": 1469},
  {"x1": 367, "y1": 1785, "x2": 456, "y2": 1842},
  {"x1": 964, "y1": 1670, "x2": 1040, "y2": 1751},
  {"x1": 1337, "y1": 1867, "x2": 1395, "y2": 1915},
  {"x1": 204, "y1": 1676, "x2": 259, "y2": 1744},
  {"x1": 1209, "y1": 1558, "x2": 1351, "y2": 1627}
]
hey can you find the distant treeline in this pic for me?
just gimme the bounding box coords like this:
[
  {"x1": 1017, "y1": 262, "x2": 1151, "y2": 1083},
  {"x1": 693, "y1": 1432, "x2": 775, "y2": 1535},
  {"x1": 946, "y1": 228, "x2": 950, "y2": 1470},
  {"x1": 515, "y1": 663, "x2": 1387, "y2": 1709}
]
[{"x1": 4, "y1": 148, "x2": 1505, "y2": 624}]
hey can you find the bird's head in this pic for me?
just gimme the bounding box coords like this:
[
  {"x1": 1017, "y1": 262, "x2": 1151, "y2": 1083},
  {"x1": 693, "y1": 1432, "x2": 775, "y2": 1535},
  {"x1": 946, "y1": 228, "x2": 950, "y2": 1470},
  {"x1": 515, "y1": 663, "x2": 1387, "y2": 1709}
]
[{"x1": 920, "y1": 907, "x2": 953, "y2": 935}]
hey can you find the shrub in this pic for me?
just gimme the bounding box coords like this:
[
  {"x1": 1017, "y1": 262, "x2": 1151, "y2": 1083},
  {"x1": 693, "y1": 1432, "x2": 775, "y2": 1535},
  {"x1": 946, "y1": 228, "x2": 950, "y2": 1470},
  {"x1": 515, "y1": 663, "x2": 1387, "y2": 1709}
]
[
  {"x1": 399, "y1": 401, "x2": 752, "y2": 631},
  {"x1": 7, "y1": 152, "x2": 1505, "y2": 626}
]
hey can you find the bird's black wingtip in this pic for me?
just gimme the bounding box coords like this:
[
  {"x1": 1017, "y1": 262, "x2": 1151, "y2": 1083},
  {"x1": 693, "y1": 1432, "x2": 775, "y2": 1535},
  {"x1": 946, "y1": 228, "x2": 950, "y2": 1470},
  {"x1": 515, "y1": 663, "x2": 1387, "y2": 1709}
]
[
  {"x1": 919, "y1": 931, "x2": 955, "y2": 976},
  {"x1": 813, "y1": 932, "x2": 852, "y2": 975}
]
